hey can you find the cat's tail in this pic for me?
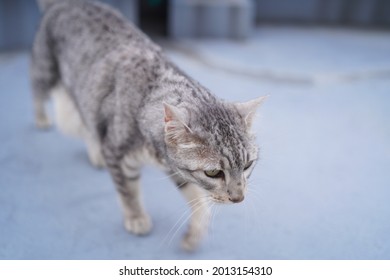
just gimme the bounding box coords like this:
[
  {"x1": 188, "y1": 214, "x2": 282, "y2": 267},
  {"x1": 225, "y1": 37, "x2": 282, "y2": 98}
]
[{"x1": 37, "y1": 0, "x2": 62, "y2": 12}]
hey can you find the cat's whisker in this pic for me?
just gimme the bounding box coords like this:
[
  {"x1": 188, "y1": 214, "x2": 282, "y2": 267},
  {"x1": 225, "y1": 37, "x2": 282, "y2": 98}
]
[
  {"x1": 247, "y1": 187, "x2": 264, "y2": 204},
  {"x1": 160, "y1": 195, "x2": 210, "y2": 248},
  {"x1": 167, "y1": 193, "x2": 209, "y2": 219},
  {"x1": 195, "y1": 201, "x2": 214, "y2": 246},
  {"x1": 160, "y1": 198, "x2": 208, "y2": 247},
  {"x1": 243, "y1": 196, "x2": 249, "y2": 246},
  {"x1": 246, "y1": 193, "x2": 262, "y2": 231},
  {"x1": 166, "y1": 202, "x2": 207, "y2": 247},
  {"x1": 185, "y1": 195, "x2": 211, "y2": 206},
  {"x1": 247, "y1": 179, "x2": 258, "y2": 186},
  {"x1": 209, "y1": 202, "x2": 219, "y2": 245},
  {"x1": 153, "y1": 172, "x2": 181, "y2": 181},
  {"x1": 176, "y1": 181, "x2": 188, "y2": 189},
  {"x1": 204, "y1": 203, "x2": 213, "y2": 241},
  {"x1": 247, "y1": 197, "x2": 261, "y2": 245},
  {"x1": 246, "y1": 182, "x2": 262, "y2": 194},
  {"x1": 247, "y1": 187, "x2": 262, "y2": 199},
  {"x1": 159, "y1": 197, "x2": 209, "y2": 246},
  {"x1": 190, "y1": 202, "x2": 210, "y2": 246},
  {"x1": 213, "y1": 204, "x2": 222, "y2": 243},
  {"x1": 245, "y1": 185, "x2": 264, "y2": 227},
  {"x1": 159, "y1": 209, "x2": 192, "y2": 249}
]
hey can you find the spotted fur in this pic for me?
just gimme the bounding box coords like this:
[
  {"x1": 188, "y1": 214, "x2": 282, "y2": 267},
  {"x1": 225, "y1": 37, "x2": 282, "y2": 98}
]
[{"x1": 31, "y1": 0, "x2": 266, "y2": 251}]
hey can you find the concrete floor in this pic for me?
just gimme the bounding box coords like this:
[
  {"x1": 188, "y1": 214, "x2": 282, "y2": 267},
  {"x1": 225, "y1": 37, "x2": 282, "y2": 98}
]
[{"x1": 0, "y1": 26, "x2": 389, "y2": 259}]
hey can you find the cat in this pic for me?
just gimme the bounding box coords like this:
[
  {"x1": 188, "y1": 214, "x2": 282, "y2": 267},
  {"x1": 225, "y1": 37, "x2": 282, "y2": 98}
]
[{"x1": 32, "y1": 0, "x2": 266, "y2": 251}]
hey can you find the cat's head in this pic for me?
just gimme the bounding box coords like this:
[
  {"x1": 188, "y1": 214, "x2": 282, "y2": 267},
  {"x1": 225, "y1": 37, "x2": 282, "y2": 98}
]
[{"x1": 163, "y1": 96, "x2": 267, "y2": 204}]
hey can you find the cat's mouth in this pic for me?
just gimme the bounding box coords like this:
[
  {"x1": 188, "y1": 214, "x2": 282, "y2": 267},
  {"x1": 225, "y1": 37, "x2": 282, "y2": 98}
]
[
  {"x1": 211, "y1": 195, "x2": 244, "y2": 204},
  {"x1": 211, "y1": 196, "x2": 228, "y2": 203}
]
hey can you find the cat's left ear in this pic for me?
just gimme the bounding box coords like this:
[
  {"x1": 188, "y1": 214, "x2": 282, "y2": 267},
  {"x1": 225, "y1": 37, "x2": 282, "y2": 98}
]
[
  {"x1": 163, "y1": 102, "x2": 193, "y2": 145},
  {"x1": 234, "y1": 96, "x2": 268, "y2": 128}
]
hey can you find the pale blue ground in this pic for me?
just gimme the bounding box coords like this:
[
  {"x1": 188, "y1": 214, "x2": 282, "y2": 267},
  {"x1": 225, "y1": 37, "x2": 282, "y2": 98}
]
[{"x1": 0, "y1": 27, "x2": 389, "y2": 259}]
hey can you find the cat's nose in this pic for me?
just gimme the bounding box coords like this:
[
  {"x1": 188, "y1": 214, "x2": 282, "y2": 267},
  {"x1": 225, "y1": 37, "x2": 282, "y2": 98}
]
[
  {"x1": 229, "y1": 195, "x2": 244, "y2": 203},
  {"x1": 227, "y1": 188, "x2": 244, "y2": 203}
]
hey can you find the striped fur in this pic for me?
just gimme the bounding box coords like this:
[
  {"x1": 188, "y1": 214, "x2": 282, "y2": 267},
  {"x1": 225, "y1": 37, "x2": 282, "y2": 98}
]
[{"x1": 31, "y1": 0, "x2": 265, "y2": 251}]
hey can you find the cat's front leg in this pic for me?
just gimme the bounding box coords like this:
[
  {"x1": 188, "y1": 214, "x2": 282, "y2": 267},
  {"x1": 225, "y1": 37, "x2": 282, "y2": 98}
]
[
  {"x1": 178, "y1": 182, "x2": 210, "y2": 251},
  {"x1": 119, "y1": 177, "x2": 152, "y2": 236},
  {"x1": 103, "y1": 147, "x2": 152, "y2": 235}
]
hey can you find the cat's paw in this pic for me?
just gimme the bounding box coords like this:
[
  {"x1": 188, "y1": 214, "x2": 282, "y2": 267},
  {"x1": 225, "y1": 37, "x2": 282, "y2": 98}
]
[
  {"x1": 124, "y1": 214, "x2": 152, "y2": 236},
  {"x1": 181, "y1": 230, "x2": 202, "y2": 252}
]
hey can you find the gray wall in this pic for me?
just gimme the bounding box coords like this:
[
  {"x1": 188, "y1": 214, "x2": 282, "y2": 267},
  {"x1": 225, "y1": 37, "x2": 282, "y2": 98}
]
[
  {"x1": 169, "y1": 0, "x2": 253, "y2": 39},
  {"x1": 255, "y1": 0, "x2": 390, "y2": 26}
]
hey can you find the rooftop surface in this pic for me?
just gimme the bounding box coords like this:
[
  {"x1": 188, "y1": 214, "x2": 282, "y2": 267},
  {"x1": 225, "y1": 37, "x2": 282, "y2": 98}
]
[{"x1": 1, "y1": 26, "x2": 389, "y2": 259}]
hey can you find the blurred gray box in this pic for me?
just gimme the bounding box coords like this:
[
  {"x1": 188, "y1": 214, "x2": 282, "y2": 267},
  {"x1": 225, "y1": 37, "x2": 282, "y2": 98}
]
[
  {"x1": 254, "y1": 0, "x2": 390, "y2": 26},
  {"x1": 255, "y1": 0, "x2": 322, "y2": 22},
  {"x1": 169, "y1": 0, "x2": 253, "y2": 39},
  {"x1": 317, "y1": 0, "x2": 377, "y2": 24}
]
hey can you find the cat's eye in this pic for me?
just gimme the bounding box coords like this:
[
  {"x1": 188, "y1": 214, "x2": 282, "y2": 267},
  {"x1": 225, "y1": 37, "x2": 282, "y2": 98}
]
[
  {"x1": 244, "y1": 160, "x2": 254, "y2": 171},
  {"x1": 204, "y1": 169, "x2": 224, "y2": 179}
]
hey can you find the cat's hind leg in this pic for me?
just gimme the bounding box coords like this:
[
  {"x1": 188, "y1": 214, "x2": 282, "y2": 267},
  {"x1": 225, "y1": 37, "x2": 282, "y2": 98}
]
[
  {"x1": 30, "y1": 27, "x2": 58, "y2": 129},
  {"x1": 51, "y1": 85, "x2": 105, "y2": 168},
  {"x1": 84, "y1": 134, "x2": 106, "y2": 168},
  {"x1": 33, "y1": 90, "x2": 52, "y2": 130},
  {"x1": 52, "y1": 85, "x2": 84, "y2": 138}
]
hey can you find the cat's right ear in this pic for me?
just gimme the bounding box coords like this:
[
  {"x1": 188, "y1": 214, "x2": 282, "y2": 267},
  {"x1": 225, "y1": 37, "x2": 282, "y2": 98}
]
[
  {"x1": 235, "y1": 96, "x2": 268, "y2": 129},
  {"x1": 163, "y1": 103, "x2": 193, "y2": 146}
]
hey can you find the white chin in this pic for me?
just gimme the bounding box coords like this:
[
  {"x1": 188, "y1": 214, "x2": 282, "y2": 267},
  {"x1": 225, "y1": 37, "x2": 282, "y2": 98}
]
[{"x1": 211, "y1": 197, "x2": 229, "y2": 204}]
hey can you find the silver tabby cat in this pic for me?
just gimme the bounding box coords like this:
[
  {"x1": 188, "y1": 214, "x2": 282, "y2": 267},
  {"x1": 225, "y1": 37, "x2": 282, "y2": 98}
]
[{"x1": 32, "y1": 0, "x2": 266, "y2": 251}]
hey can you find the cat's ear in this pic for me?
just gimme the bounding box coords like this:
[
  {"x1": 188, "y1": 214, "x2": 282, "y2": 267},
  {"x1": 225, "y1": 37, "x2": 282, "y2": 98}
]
[
  {"x1": 163, "y1": 102, "x2": 193, "y2": 146},
  {"x1": 235, "y1": 96, "x2": 268, "y2": 128}
]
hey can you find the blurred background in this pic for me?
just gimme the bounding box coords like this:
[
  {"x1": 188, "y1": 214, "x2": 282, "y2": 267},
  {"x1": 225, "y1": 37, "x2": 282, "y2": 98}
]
[
  {"x1": 0, "y1": 0, "x2": 389, "y2": 259},
  {"x1": 1, "y1": 0, "x2": 390, "y2": 49}
]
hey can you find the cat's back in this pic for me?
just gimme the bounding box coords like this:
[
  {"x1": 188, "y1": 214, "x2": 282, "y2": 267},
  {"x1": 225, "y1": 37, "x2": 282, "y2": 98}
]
[{"x1": 42, "y1": 0, "x2": 160, "y2": 67}]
